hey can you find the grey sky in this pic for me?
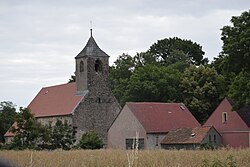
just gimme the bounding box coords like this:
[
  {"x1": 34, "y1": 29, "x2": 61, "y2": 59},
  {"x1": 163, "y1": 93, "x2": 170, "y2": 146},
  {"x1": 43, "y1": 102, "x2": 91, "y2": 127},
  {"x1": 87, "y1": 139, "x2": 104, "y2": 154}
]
[{"x1": 0, "y1": 0, "x2": 249, "y2": 108}]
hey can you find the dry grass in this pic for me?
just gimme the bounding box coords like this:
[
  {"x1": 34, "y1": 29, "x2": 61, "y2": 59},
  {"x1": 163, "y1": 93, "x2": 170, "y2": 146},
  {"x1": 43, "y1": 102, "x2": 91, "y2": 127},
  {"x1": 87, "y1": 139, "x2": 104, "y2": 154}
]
[{"x1": 0, "y1": 148, "x2": 250, "y2": 167}]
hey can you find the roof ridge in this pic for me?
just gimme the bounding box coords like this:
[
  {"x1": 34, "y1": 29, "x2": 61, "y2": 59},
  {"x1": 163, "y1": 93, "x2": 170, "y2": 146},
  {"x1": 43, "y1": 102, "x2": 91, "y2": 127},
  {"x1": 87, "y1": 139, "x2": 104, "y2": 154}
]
[{"x1": 42, "y1": 82, "x2": 75, "y2": 89}]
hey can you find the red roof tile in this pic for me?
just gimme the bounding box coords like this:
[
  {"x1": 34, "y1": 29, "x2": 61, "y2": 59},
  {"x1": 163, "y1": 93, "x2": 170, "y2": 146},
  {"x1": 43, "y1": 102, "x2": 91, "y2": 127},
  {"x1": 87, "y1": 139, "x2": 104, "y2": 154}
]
[
  {"x1": 161, "y1": 126, "x2": 212, "y2": 144},
  {"x1": 28, "y1": 82, "x2": 83, "y2": 117},
  {"x1": 4, "y1": 122, "x2": 17, "y2": 137},
  {"x1": 127, "y1": 102, "x2": 200, "y2": 133}
]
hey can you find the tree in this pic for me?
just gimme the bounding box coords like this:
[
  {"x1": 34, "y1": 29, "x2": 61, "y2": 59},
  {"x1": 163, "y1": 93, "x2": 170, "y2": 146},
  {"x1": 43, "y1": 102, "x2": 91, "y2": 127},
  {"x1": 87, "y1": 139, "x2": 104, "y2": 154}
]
[
  {"x1": 228, "y1": 71, "x2": 250, "y2": 109},
  {"x1": 148, "y1": 37, "x2": 208, "y2": 66},
  {"x1": 49, "y1": 119, "x2": 76, "y2": 150},
  {"x1": 220, "y1": 10, "x2": 250, "y2": 74},
  {"x1": 124, "y1": 64, "x2": 182, "y2": 104},
  {"x1": 10, "y1": 108, "x2": 43, "y2": 149},
  {"x1": 78, "y1": 131, "x2": 103, "y2": 149},
  {"x1": 180, "y1": 66, "x2": 226, "y2": 124},
  {"x1": 0, "y1": 101, "x2": 17, "y2": 142}
]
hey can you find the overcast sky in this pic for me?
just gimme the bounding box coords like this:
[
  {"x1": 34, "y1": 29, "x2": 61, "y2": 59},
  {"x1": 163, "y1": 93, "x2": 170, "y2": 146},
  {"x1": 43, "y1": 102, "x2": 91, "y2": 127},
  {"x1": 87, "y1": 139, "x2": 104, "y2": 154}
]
[{"x1": 0, "y1": 0, "x2": 249, "y2": 108}]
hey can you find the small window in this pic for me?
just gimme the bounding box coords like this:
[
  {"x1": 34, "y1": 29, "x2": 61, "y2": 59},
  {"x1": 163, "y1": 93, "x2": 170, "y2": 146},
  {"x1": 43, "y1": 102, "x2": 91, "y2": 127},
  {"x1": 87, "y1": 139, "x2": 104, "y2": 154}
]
[
  {"x1": 97, "y1": 97, "x2": 101, "y2": 103},
  {"x1": 222, "y1": 112, "x2": 228, "y2": 123},
  {"x1": 95, "y1": 59, "x2": 102, "y2": 72},
  {"x1": 214, "y1": 135, "x2": 216, "y2": 143},
  {"x1": 126, "y1": 138, "x2": 144, "y2": 150},
  {"x1": 156, "y1": 135, "x2": 159, "y2": 146},
  {"x1": 80, "y1": 61, "x2": 84, "y2": 72}
]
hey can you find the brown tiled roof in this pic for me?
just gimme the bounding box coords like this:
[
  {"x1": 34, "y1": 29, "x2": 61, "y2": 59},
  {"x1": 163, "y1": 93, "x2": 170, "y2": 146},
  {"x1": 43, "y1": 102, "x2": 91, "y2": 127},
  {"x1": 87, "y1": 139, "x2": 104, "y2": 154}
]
[
  {"x1": 161, "y1": 126, "x2": 212, "y2": 144},
  {"x1": 28, "y1": 82, "x2": 83, "y2": 117},
  {"x1": 127, "y1": 102, "x2": 200, "y2": 133},
  {"x1": 75, "y1": 35, "x2": 109, "y2": 58}
]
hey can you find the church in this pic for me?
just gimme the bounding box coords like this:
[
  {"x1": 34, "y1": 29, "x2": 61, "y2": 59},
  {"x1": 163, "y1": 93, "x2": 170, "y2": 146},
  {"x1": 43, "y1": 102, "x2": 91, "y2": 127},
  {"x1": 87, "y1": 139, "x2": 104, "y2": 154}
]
[{"x1": 4, "y1": 30, "x2": 121, "y2": 145}]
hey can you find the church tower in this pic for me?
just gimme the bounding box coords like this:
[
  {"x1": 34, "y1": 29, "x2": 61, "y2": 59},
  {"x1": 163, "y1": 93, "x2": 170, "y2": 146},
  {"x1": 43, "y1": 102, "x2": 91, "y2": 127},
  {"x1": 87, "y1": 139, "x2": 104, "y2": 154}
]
[
  {"x1": 73, "y1": 30, "x2": 121, "y2": 145},
  {"x1": 75, "y1": 29, "x2": 109, "y2": 94}
]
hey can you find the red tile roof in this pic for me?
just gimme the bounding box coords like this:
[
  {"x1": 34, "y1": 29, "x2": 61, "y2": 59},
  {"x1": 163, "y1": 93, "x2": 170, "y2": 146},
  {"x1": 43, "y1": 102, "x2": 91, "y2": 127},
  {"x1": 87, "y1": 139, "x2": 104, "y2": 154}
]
[
  {"x1": 28, "y1": 82, "x2": 83, "y2": 117},
  {"x1": 127, "y1": 102, "x2": 200, "y2": 133},
  {"x1": 161, "y1": 126, "x2": 212, "y2": 144}
]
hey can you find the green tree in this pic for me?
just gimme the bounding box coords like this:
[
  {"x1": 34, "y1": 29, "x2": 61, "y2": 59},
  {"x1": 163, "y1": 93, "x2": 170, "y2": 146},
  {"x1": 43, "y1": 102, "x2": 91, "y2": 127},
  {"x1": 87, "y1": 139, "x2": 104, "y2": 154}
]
[
  {"x1": 125, "y1": 64, "x2": 182, "y2": 103},
  {"x1": 10, "y1": 108, "x2": 43, "y2": 149},
  {"x1": 181, "y1": 66, "x2": 226, "y2": 124},
  {"x1": 220, "y1": 10, "x2": 250, "y2": 74},
  {"x1": 148, "y1": 37, "x2": 208, "y2": 66},
  {"x1": 0, "y1": 101, "x2": 17, "y2": 142},
  {"x1": 109, "y1": 54, "x2": 135, "y2": 105},
  {"x1": 78, "y1": 131, "x2": 103, "y2": 149},
  {"x1": 49, "y1": 119, "x2": 77, "y2": 150},
  {"x1": 228, "y1": 71, "x2": 250, "y2": 109}
]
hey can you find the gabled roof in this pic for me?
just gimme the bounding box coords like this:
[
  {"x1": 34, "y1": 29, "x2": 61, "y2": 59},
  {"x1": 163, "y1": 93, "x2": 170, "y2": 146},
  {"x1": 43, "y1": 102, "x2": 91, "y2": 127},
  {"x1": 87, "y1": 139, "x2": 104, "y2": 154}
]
[
  {"x1": 75, "y1": 33, "x2": 109, "y2": 58},
  {"x1": 160, "y1": 126, "x2": 213, "y2": 144},
  {"x1": 126, "y1": 102, "x2": 200, "y2": 133},
  {"x1": 28, "y1": 82, "x2": 84, "y2": 117}
]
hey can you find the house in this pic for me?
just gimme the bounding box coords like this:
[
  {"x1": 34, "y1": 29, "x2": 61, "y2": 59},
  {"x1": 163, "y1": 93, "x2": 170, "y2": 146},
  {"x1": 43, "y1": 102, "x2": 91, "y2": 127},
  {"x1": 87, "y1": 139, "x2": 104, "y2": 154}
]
[
  {"x1": 4, "y1": 30, "x2": 121, "y2": 145},
  {"x1": 108, "y1": 102, "x2": 200, "y2": 149},
  {"x1": 204, "y1": 97, "x2": 250, "y2": 148},
  {"x1": 160, "y1": 126, "x2": 221, "y2": 150}
]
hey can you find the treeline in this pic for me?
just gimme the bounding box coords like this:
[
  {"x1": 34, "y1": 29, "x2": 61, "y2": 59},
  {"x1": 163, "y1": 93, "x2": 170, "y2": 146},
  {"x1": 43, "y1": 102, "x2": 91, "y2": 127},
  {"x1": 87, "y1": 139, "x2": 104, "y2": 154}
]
[{"x1": 109, "y1": 10, "x2": 250, "y2": 124}]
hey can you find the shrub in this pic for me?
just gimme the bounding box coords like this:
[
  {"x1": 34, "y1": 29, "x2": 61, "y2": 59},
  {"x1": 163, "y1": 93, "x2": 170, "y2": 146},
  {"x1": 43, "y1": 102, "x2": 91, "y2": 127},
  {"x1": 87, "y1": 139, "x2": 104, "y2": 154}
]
[{"x1": 78, "y1": 131, "x2": 103, "y2": 149}]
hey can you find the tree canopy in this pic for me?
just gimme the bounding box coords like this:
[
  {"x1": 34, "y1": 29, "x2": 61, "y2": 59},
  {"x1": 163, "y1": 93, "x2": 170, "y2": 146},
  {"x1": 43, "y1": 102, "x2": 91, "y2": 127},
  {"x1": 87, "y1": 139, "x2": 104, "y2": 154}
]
[
  {"x1": 220, "y1": 10, "x2": 250, "y2": 74},
  {"x1": 0, "y1": 101, "x2": 17, "y2": 142}
]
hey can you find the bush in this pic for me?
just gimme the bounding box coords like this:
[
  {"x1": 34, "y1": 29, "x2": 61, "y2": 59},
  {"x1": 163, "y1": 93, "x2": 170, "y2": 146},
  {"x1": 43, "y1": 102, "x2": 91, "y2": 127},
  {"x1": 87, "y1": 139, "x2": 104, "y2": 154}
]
[{"x1": 78, "y1": 131, "x2": 103, "y2": 149}]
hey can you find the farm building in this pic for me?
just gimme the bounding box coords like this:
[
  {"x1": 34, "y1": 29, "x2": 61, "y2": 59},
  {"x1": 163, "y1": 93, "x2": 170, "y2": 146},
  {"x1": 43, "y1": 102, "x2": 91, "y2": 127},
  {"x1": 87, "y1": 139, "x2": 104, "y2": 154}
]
[
  {"x1": 4, "y1": 30, "x2": 121, "y2": 145},
  {"x1": 160, "y1": 126, "x2": 221, "y2": 149},
  {"x1": 204, "y1": 97, "x2": 250, "y2": 148},
  {"x1": 108, "y1": 102, "x2": 200, "y2": 149}
]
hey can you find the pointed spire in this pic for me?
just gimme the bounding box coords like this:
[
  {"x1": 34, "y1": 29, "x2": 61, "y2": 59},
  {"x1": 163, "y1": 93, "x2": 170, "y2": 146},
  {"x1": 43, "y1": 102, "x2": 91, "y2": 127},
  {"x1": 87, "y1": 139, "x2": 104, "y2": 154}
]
[{"x1": 75, "y1": 30, "x2": 109, "y2": 58}]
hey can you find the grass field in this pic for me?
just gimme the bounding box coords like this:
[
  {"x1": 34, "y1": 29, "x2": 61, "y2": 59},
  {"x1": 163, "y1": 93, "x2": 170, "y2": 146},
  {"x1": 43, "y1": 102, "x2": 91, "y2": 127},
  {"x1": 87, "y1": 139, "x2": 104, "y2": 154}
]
[{"x1": 0, "y1": 148, "x2": 250, "y2": 167}]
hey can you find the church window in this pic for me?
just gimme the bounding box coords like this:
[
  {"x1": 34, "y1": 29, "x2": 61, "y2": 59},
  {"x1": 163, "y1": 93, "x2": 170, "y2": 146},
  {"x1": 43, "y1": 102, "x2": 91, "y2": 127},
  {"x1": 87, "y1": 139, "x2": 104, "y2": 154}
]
[
  {"x1": 98, "y1": 97, "x2": 101, "y2": 103},
  {"x1": 95, "y1": 59, "x2": 102, "y2": 72},
  {"x1": 222, "y1": 112, "x2": 228, "y2": 123},
  {"x1": 80, "y1": 61, "x2": 84, "y2": 72}
]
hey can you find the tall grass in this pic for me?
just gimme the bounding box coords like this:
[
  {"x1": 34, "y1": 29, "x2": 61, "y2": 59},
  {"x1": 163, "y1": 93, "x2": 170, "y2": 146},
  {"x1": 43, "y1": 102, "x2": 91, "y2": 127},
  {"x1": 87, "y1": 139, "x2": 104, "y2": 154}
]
[{"x1": 0, "y1": 148, "x2": 250, "y2": 167}]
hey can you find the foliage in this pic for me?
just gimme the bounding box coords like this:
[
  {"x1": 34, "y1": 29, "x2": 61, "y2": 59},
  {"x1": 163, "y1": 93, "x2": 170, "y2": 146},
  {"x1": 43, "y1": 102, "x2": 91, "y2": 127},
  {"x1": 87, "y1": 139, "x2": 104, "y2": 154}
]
[
  {"x1": 228, "y1": 71, "x2": 250, "y2": 109},
  {"x1": 10, "y1": 108, "x2": 43, "y2": 150},
  {"x1": 8, "y1": 108, "x2": 76, "y2": 150},
  {"x1": 0, "y1": 101, "x2": 17, "y2": 142},
  {"x1": 148, "y1": 37, "x2": 208, "y2": 66},
  {"x1": 48, "y1": 119, "x2": 77, "y2": 150},
  {"x1": 68, "y1": 75, "x2": 76, "y2": 83},
  {"x1": 78, "y1": 131, "x2": 103, "y2": 149},
  {"x1": 220, "y1": 10, "x2": 250, "y2": 74},
  {"x1": 180, "y1": 66, "x2": 226, "y2": 124},
  {"x1": 125, "y1": 64, "x2": 182, "y2": 104}
]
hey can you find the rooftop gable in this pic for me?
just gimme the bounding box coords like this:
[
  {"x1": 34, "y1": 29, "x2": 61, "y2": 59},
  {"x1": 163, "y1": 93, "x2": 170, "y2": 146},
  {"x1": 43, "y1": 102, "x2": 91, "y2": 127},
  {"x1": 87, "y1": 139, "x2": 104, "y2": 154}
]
[
  {"x1": 126, "y1": 102, "x2": 200, "y2": 133},
  {"x1": 28, "y1": 82, "x2": 83, "y2": 117}
]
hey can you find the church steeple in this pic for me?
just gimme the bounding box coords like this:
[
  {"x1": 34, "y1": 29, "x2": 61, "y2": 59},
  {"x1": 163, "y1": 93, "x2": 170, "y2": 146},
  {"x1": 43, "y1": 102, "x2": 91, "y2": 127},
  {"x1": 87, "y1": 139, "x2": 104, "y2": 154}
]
[
  {"x1": 75, "y1": 30, "x2": 109, "y2": 59},
  {"x1": 75, "y1": 31, "x2": 110, "y2": 94}
]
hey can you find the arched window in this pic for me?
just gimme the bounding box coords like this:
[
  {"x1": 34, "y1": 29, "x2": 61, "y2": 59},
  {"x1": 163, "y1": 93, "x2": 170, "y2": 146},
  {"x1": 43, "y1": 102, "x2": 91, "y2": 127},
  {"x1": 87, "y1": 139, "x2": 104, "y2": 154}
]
[
  {"x1": 95, "y1": 59, "x2": 102, "y2": 72},
  {"x1": 80, "y1": 61, "x2": 84, "y2": 72}
]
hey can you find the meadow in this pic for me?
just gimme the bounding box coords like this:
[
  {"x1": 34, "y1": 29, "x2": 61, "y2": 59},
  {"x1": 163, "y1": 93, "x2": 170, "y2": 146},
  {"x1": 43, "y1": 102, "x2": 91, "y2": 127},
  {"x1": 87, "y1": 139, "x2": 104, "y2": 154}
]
[{"x1": 0, "y1": 148, "x2": 250, "y2": 167}]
